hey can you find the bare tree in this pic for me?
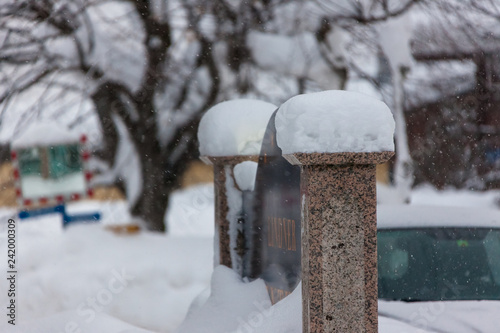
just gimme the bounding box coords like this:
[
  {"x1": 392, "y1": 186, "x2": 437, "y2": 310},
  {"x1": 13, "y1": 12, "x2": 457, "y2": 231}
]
[
  {"x1": 0, "y1": 0, "x2": 222, "y2": 231},
  {"x1": 4, "y1": 0, "x2": 487, "y2": 230},
  {"x1": 0, "y1": 0, "x2": 358, "y2": 231}
]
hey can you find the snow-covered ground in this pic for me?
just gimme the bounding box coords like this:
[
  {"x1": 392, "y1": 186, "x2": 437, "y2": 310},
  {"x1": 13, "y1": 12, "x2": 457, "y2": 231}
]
[
  {"x1": 0, "y1": 185, "x2": 214, "y2": 333},
  {"x1": 0, "y1": 183, "x2": 499, "y2": 332}
]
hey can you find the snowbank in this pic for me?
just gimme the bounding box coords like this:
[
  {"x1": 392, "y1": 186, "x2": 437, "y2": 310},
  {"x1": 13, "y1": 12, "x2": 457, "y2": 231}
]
[
  {"x1": 411, "y1": 185, "x2": 500, "y2": 209},
  {"x1": 166, "y1": 183, "x2": 215, "y2": 237},
  {"x1": 198, "y1": 99, "x2": 276, "y2": 156},
  {"x1": 377, "y1": 204, "x2": 500, "y2": 229},
  {"x1": 0, "y1": 218, "x2": 213, "y2": 333},
  {"x1": 275, "y1": 90, "x2": 395, "y2": 154},
  {"x1": 379, "y1": 300, "x2": 500, "y2": 333},
  {"x1": 11, "y1": 122, "x2": 80, "y2": 149},
  {"x1": 0, "y1": 311, "x2": 151, "y2": 333},
  {"x1": 177, "y1": 266, "x2": 433, "y2": 333},
  {"x1": 176, "y1": 266, "x2": 302, "y2": 333}
]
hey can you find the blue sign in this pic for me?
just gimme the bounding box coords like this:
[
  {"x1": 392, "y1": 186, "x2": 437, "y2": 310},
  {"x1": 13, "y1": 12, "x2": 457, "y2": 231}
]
[{"x1": 19, "y1": 204, "x2": 100, "y2": 228}]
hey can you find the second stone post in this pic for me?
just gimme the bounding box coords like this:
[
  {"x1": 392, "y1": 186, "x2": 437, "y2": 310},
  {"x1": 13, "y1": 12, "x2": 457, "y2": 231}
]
[
  {"x1": 200, "y1": 155, "x2": 258, "y2": 268},
  {"x1": 198, "y1": 99, "x2": 277, "y2": 271}
]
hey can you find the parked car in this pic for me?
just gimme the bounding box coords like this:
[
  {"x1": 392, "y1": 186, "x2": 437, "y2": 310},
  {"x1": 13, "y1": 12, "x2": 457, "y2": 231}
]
[{"x1": 377, "y1": 205, "x2": 500, "y2": 332}]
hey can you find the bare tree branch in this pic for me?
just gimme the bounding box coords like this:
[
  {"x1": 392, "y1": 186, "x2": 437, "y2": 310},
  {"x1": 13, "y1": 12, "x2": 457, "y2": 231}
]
[
  {"x1": 316, "y1": 0, "x2": 421, "y2": 25},
  {"x1": 0, "y1": 67, "x2": 56, "y2": 104}
]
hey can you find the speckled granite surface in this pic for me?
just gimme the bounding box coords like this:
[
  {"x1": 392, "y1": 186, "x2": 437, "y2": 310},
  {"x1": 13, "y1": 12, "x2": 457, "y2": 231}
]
[
  {"x1": 284, "y1": 151, "x2": 394, "y2": 166},
  {"x1": 292, "y1": 152, "x2": 393, "y2": 333},
  {"x1": 201, "y1": 155, "x2": 259, "y2": 268}
]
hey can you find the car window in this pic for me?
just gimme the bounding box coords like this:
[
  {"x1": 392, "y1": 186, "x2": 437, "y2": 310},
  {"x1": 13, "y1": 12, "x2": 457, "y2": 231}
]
[
  {"x1": 378, "y1": 228, "x2": 500, "y2": 301},
  {"x1": 484, "y1": 231, "x2": 500, "y2": 285}
]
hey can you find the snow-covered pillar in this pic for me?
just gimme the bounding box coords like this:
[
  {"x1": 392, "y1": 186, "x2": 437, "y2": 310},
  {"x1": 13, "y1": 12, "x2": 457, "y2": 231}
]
[
  {"x1": 285, "y1": 152, "x2": 392, "y2": 333},
  {"x1": 198, "y1": 100, "x2": 276, "y2": 270},
  {"x1": 276, "y1": 91, "x2": 395, "y2": 333},
  {"x1": 199, "y1": 156, "x2": 258, "y2": 269}
]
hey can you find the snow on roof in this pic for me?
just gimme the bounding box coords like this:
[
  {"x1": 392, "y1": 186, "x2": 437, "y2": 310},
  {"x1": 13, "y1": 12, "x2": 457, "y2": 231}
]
[
  {"x1": 377, "y1": 205, "x2": 500, "y2": 229},
  {"x1": 198, "y1": 99, "x2": 277, "y2": 156},
  {"x1": 275, "y1": 90, "x2": 395, "y2": 154},
  {"x1": 11, "y1": 122, "x2": 80, "y2": 149}
]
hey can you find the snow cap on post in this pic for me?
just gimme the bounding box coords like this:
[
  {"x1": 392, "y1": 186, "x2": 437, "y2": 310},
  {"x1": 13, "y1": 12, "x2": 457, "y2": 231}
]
[
  {"x1": 198, "y1": 99, "x2": 277, "y2": 156},
  {"x1": 11, "y1": 122, "x2": 80, "y2": 149},
  {"x1": 275, "y1": 90, "x2": 395, "y2": 155},
  {"x1": 233, "y1": 161, "x2": 258, "y2": 191},
  {"x1": 198, "y1": 99, "x2": 276, "y2": 270}
]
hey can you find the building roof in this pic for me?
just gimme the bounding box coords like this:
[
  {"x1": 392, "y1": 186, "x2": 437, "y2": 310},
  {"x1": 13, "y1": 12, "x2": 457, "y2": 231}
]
[{"x1": 11, "y1": 122, "x2": 80, "y2": 149}]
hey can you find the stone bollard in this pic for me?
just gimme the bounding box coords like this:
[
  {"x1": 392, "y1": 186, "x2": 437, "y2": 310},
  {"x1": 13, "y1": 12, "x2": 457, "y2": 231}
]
[
  {"x1": 199, "y1": 90, "x2": 395, "y2": 333},
  {"x1": 275, "y1": 90, "x2": 396, "y2": 333},
  {"x1": 284, "y1": 152, "x2": 393, "y2": 333},
  {"x1": 197, "y1": 99, "x2": 277, "y2": 272},
  {"x1": 200, "y1": 155, "x2": 258, "y2": 269}
]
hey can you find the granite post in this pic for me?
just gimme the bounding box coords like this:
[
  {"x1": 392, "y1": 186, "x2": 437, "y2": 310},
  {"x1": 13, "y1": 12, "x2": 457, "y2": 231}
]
[
  {"x1": 284, "y1": 152, "x2": 394, "y2": 333},
  {"x1": 200, "y1": 155, "x2": 259, "y2": 268}
]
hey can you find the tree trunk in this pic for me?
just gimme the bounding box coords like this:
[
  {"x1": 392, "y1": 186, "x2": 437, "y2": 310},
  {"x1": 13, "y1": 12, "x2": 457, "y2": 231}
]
[
  {"x1": 131, "y1": 139, "x2": 170, "y2": 232},
  {"x1": 91, "y1": 87, "x2": 120, "y2": 166},
  {"x1": 392, "y1": 68, "x2": 413, "y2": 203}
]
